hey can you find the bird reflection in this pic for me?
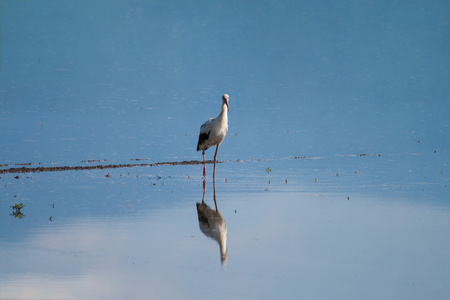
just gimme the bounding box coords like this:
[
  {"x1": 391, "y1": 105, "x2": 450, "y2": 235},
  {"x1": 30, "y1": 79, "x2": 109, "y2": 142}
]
[{"x1": 196, "y1": 179, "x2": 227, "y2": 265}]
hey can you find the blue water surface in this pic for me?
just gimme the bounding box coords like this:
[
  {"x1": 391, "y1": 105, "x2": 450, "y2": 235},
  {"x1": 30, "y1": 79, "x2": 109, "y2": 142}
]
[{"x1": 1, "y1": 0, "x2": 449, "y2": 164}]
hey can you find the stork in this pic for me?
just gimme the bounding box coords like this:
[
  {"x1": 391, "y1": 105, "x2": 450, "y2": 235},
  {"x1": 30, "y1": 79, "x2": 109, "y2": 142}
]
[{"x1": 197, "y1": 94, "x2": 230, "y2": 180}]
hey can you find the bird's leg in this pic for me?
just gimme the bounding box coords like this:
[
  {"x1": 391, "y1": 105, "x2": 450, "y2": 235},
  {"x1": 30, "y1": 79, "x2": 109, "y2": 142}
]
[
  {"x1": 202, "y1": 150, "x2": 206, "y2": 177},
  {"x1": 213, "y1": 145, "x2": 219, "y2": 181},
  {"x1": 202, "y1": 179, "x2": 206, "y2": 204},
  {"x1": 213, "y1": 177, "x2": 218, "y2": 211}
]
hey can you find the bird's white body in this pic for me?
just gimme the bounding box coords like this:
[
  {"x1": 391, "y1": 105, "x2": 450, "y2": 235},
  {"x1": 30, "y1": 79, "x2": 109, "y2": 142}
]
[{"x1": 197, "y1": 106, "x2": 228, "y2": 151}]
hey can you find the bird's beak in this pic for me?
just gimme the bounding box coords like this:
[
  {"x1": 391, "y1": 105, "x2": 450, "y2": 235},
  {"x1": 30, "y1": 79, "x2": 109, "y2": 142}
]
[{"x1": 226, "y1": 100, "x2": 230, "y2": 112}]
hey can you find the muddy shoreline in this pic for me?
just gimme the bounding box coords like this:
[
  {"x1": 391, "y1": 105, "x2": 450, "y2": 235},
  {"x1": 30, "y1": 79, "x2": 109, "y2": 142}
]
[
  {"x1": 0, "y1": 154, "x2": 381, "y2": 174},
  {"x1": 0, "y1": 160, "x2": 221, "y2": 174}
]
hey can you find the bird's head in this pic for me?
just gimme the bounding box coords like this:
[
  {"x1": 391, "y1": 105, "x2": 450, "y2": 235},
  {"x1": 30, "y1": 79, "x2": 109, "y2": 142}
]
[{"x1": 222, "y1": 94, "x2": 230, "y2": 112}]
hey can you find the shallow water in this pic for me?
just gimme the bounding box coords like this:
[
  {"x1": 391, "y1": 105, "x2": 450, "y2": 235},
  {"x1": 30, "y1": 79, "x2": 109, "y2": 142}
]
[
  {"x1": 1, "y1": 154, "x2": 449, "y2": 299},
  {"x1": 1, "y1": 0, "x2": 450, "y2": 299}
]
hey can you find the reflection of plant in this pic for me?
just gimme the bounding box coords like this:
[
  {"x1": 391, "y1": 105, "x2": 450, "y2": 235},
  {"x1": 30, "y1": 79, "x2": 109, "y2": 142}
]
[
  {"x1": 10, "y1": 202, "x2": 26, "y2": 219},
  {"x1": 265, "y1": 167, "x2": 272, "y2": 189}
]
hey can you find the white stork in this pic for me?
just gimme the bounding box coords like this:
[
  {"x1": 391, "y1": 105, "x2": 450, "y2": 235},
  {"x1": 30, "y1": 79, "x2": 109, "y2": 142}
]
[{"x1": 197, "y1": 94, "x2": 230, "y2": 179}]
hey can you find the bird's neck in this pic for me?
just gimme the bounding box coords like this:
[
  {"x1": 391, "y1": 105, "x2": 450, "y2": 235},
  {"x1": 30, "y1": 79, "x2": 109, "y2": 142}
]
[{"x1": 218, "y1": 103, "x2": 228, "y2": 121}]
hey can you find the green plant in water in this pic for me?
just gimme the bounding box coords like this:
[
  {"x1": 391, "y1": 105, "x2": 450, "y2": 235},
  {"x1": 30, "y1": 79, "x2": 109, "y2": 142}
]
[
  {"x1": 11, "y1": 202, "x2": 26, "y2": 210},
  {"x1": 10, "y1": 202, "x2": 26, "y2": 219}
]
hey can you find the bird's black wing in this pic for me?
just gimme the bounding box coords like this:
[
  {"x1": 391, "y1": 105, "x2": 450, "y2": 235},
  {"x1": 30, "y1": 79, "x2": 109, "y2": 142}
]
[{"x1": 197, "y1": 131, "x2": 210, "y2": 151}]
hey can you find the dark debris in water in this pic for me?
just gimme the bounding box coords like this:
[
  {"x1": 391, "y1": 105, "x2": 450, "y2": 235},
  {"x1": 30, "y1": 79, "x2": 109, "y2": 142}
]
[
  {"x1": 340, "y1": 153, "x2": 382, "y2": 157},
  {"x1": 81, "y1": 159, "x2": 110, "y2": 163}
]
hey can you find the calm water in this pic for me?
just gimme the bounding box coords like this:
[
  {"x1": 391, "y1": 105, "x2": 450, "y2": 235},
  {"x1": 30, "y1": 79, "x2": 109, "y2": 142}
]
[{"x1": 1, "y1": 0, "x2": 449, "y2": 299}]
